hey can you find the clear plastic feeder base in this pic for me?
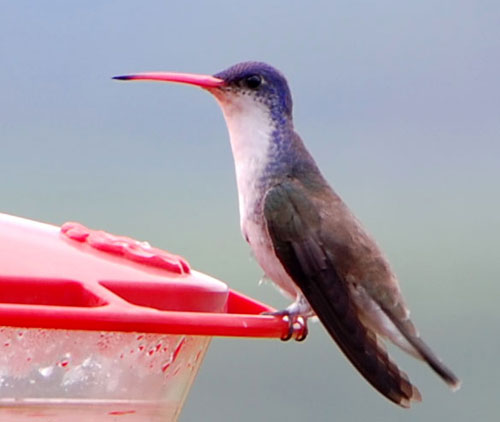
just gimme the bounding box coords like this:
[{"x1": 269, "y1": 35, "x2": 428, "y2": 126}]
[{"x1": 0, "y1": 327, "x2": 210, "y2": 421}]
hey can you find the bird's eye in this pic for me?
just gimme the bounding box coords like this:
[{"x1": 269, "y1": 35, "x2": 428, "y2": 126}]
[{"x1": 244, "y1": 74, "x2": 262, "y2": 89}]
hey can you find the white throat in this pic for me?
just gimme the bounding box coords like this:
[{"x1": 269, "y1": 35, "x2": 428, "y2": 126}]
[{"x1": 214, "y1": 93, "x2": 275, "y2": 226}]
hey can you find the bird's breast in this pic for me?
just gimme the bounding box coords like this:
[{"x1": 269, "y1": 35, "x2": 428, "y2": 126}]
[{"x1": 241, "y1": 207, "x2": 299, "y2": 299}]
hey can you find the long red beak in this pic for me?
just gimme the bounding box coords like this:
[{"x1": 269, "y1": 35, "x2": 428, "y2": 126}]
[{"x1": 112, "y1": 72, "x2": 225, "y2": 88}]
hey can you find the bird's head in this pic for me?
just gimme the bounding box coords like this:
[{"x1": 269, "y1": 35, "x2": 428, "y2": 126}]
[{"x1": 212, "y1": 62, "x2": 293, "y2": 121}]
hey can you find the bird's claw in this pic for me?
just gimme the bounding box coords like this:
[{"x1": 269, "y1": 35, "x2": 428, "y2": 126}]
[{"x1": 262, "y1": 310, "x2": 308, "y2": 342}]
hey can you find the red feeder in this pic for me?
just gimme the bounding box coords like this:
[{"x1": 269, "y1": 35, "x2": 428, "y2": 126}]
[{"x1": 0, "y1": 213, "x2": 292, "y2": 421}]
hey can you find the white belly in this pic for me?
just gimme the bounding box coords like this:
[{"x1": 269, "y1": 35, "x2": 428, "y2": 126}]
[{"x1": 242, "y1": 218, "x2": 299, "y2": 300}]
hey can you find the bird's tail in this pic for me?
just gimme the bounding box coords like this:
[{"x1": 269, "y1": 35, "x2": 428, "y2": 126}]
[
  {"x1": 303, "y1": 267, "x2": 422, "y2": 407},
  {"x1": 382, "y1": 311, "x2": 461, "y2": 391}
]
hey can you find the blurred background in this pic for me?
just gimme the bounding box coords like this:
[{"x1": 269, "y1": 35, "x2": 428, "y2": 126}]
[{"x1": 1, "y1": 1, "x2": 499, "y2": 420}]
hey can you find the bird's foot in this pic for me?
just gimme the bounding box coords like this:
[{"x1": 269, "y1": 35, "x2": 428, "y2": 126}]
[{"x1": 262, "y1": 309, "x2": 309, "y2": 342}]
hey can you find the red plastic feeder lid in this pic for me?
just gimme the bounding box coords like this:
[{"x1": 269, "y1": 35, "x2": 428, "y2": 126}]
[{"x1": 0, "y1": 213, "x2": 294, "y2": 339}]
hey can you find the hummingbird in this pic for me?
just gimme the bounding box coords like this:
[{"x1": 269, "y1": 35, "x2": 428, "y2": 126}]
[{"x1": 114, "y1": 62, "x2": 460, "y2": 407}]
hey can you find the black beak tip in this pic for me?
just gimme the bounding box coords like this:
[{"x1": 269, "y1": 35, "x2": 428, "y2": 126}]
[{"x1": 112, "y1": 75, "x2": 132, "y2": 81}]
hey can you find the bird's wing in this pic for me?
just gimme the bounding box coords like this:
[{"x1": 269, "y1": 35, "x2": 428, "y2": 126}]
[{"x1": 263, "y1": 179, "x2": 421, "y2": 407}]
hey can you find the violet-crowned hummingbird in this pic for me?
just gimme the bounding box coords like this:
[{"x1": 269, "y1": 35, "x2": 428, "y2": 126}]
[{"x1": 114, "y1": 62, "x2": 460, "y2": 407}]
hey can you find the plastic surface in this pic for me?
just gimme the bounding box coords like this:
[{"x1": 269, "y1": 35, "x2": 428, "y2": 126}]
[
  {"x1": 0, "y1": 329, "x2": 208, "y2": 421},
  {"x1": 0, "y1": 213, "x2": 294, "y2": 421},
  {"x1": 0, "y1": 213, "x2": 291, "y2": 338},
  {"x1": 61, "y1": 222, "x2": 190, "y2": 274}
]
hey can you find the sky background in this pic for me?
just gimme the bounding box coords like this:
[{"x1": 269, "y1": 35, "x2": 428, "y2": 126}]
[{"x1": 1, "y1": 1, "x2": 499, "y2": 420}]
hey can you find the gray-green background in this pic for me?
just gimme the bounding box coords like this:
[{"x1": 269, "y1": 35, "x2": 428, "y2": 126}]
[{"x1": 2, "y1": 1, "x2": 499, "y2": 420}]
